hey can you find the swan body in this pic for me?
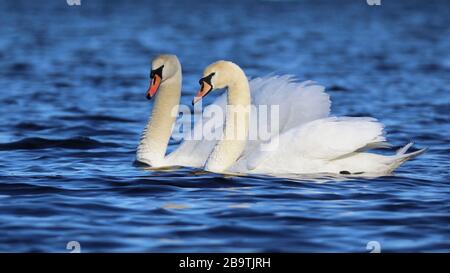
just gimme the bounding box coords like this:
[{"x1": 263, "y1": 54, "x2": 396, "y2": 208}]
[
  {"x1": 229, "y1": 117, "x2": 424, "y2": 175},
  {"x1": 193, "y1": 60, "x2": 425, "y2": 175},
  {"x1": 168, "y1": 77, "x2": 331, "y2": 170}
]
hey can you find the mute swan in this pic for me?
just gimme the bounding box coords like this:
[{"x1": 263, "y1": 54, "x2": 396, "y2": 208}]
[
  {"x1": 137, "y1": 55, "x2": 331, "y2": 169},
  {"x1": 193, "y1": 60, "x2": 426, "y2": 175},
  {"x1": 136, "y1": 55, "x2": 182, "y2": 167},
  {"x1": 137, "y1": 54, "x2": 214, "y2": 168}
]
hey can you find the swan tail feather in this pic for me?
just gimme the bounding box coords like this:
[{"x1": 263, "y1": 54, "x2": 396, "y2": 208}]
[
  {"x1": 386, "y1": 142, "x2": 426, "y2": 172},
  {"x1": 396, "y1": 141, "x2": 414, "y2": 155}
]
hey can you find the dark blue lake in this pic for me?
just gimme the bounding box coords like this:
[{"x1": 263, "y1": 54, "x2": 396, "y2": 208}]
[{"x1": 0, "y1": 0, "x2": 449, "y2": 252}]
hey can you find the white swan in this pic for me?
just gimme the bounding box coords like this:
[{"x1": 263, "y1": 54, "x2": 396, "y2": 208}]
[
  {"x1": 136, "y1": 55, "x2": 182, "y2": 167},
  {"x1": 137, "y1": 55, "x2": 331, "y2": 169},
  {"x1": 137, "y1": 54, "x2": 213, "y2": 168},
  {"x1": 193, "y1": 60, "x2": 426, "y2": 175}
]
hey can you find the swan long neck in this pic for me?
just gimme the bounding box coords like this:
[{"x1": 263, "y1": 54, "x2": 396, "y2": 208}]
[
  {"x1": 205, "y1": 66, "x2": 251, "y2": 173},
  {"x1": 137, "y1": 70, "x2": 181, "y2": 166}
]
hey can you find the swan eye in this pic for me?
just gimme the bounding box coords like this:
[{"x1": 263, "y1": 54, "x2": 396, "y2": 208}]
[{"x1": 150, "y1": 65, "x2": 164, "y2": 79}]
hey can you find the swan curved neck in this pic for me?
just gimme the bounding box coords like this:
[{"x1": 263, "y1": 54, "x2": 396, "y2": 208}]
[
  {"x1": 205, "y1": 67, "x2": 250, "y2": 173},
  {"x1": 137, "y1": 71, "x2": 181, "y2": 166}
]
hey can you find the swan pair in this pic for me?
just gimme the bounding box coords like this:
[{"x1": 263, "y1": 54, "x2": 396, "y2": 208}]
[{"x1": 137, "y1": 54, "x2": 425, "y2": 175}]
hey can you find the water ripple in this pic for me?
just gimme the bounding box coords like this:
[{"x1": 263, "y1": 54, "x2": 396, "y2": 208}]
[{"x1": 0, "y1": 137, "x2": 120, "y2": 150}]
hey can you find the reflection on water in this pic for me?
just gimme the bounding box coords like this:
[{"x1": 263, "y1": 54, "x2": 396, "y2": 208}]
[{"x1": 0, "y1": 0, "x2": 449, "y2": 252}]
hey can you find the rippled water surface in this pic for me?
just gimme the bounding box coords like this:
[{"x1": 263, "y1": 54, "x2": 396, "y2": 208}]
[{"x1": 0, "y1": 0, "x2": 449, "y2": 252}]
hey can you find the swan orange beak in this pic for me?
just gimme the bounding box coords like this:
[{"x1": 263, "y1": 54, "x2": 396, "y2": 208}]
[
  {"x1": 192, "y1": 81, "x2": 212, "y2": 105},
  {"x1": 146, "y1": 74, "x2": 161, "y2": 100}
]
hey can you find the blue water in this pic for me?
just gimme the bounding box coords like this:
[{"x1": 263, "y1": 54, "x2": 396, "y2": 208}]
[{"x1": 0, "y1": 0, "x2": 449, "y2": 252}]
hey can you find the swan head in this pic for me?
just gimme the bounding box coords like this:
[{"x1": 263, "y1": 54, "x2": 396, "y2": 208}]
[
  {"x1": 146, "y1": 54, "x2": 181, "y2": 100},
  {"x1": 192, "y1": 60, "x2": 242, "y2": 105}
]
